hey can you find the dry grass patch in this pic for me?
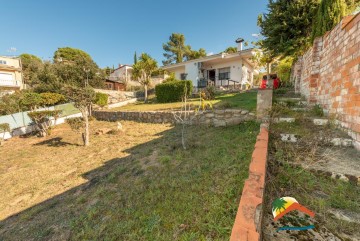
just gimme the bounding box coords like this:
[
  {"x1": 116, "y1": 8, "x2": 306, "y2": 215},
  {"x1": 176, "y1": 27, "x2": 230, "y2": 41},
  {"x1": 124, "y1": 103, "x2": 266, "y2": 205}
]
[{"x1": 0, "y1": 120, "x2": 259, "y2": 240}]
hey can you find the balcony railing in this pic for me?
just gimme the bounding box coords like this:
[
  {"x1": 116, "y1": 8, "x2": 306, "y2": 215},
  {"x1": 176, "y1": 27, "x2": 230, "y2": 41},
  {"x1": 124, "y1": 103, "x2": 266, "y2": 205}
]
[
  {"x1": 197, "y1": 77, "x2": 240, "y2": 88},
  {"x1": 0, "y1": 79, "x2": 22, "y2": 87}
]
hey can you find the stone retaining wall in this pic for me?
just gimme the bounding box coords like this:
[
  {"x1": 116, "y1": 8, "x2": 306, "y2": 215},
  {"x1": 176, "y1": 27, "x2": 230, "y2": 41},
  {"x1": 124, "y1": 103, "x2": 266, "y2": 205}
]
[{"x1": 93, "y1": 109, "x2": 256, "y2": 127}]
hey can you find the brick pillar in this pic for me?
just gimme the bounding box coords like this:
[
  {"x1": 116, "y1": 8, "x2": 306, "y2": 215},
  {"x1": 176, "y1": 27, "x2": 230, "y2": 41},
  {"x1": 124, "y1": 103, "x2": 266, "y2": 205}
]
[{"x1": 256, "y1": 89, "x2": 273, "y2": 120}]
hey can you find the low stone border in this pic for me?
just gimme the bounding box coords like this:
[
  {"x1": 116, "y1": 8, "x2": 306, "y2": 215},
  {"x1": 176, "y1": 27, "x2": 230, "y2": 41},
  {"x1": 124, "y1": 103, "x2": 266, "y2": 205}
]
[
  {"x1": 230, "y1": 124, "x2": 269, "y2": 241},
  {"x1": 93, "y1": 109, "x2": 256, "y2": 127}
]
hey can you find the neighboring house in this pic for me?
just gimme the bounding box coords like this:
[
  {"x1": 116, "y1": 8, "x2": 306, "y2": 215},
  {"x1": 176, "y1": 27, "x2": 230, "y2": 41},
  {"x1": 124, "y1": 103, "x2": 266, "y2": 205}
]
[
  {"x1": 0, "y1": 56, "x2": 24, "y2": 95},
  {"x1": 109, "y1": 64, "x2": 133, "y2": 83},
  {"x1": 104, "y1": 79, "x2": 126, "y2": 91},
  {"x1": 161, "y1": 39, "x2": 259, "y2": 90}
]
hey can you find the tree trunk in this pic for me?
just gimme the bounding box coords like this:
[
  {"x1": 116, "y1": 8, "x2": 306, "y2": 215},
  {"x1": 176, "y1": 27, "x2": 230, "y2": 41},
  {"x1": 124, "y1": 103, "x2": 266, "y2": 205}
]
[
  {"x1": 181, "y1": 123, "x2": 186, "y2": 150},
  {"x1": 144, "y1": 84, "x2": 148, "y2": 103},
  {"x1": 267, "y1": 62, "x2": 273, "y2": 89},
  {"x1": 83, "y1": 108, "x2": 90, "y2": 146}
]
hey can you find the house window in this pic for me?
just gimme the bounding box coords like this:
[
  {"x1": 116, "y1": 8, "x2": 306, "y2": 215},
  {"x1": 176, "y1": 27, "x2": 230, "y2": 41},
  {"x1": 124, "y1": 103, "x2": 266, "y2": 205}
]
[
  {"x1": 180, "y1": 73, "x2": 188, "y2": 80},
  {"x1": 218, "y1": 67, "x2": 230, "y2": 80},
  {"x1": 0, "y1": 60, "x2": 7, "y2": 65}
]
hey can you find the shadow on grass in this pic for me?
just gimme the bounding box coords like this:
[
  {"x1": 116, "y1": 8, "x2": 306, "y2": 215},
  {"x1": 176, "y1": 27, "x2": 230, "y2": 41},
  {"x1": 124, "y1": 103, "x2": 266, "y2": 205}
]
[
  {"x1": 0, "y1": 122, "x2": 259, "y2": 240},
  {"x1": 34, "y1": 137, "x2": 81, "y2": 147}
]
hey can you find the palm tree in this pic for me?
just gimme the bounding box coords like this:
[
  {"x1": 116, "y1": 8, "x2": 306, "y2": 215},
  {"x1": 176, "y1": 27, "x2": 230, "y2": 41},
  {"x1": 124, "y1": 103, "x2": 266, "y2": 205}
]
[
  {"x1": 272, "y1": 198, "x2": 287, "y2": 214},
  {"x1": 132, "y1": 53, "x2": 158, "y2": 103}
]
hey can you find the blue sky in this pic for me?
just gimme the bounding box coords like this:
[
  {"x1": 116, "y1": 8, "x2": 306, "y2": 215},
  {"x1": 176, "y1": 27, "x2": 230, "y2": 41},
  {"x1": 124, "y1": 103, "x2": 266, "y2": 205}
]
[{"x1": 1, "y1": 0, "x2": 268, "y2": 68}]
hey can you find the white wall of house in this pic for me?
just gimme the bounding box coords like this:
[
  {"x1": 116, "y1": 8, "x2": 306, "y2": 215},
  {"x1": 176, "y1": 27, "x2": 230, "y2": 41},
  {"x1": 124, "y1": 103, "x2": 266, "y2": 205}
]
[{"x1": 185, "y1": 62, "x2": 199, "y2": 86}]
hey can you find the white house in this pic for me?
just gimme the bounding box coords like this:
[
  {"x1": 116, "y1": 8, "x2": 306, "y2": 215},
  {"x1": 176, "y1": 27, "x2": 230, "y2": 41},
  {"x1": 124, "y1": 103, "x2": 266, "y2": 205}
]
[
  {"x1": 161, "y1": 39, "x2": 259, "y2": 90},
  {"x1": 108, "y1": 64, "x2": 133, "y2": 82}
]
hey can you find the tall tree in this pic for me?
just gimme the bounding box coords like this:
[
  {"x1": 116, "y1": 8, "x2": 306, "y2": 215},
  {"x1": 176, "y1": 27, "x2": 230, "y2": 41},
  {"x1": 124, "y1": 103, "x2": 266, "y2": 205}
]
[
  {"x1": 134, "y1": 51, "x2": 137, "y2": 64},
  {"x1": 312, "y1": 0, "x2": 347, "y2": 40},
  {"x1": 223, "y1": 46, "x2": 238, "y2": 54},
  {"x1": 132, "y1": 53, "x2": 158, "y2": 102},
  {"x1": 53, "y1": 47, "x2": 104, "y2": 88},
  {"x1": 63, "y1": 86, "x2": 95, "y2": 146},
  {"x1": 186, "y1": 48, "x2": 207, "y2": 60},
  {"x1": 20, "y1": 53, "x2": 43, "y2": 87},
  {"x1": 258, "y1": 0, "x2": 320, "y2": 58},
  {"x1": 162, "y1": 33, "x2": 191, "y2": 65}
]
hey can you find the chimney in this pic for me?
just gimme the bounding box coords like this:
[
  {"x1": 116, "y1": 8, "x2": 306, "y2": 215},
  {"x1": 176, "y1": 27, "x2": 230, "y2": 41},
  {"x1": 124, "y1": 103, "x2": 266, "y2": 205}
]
[{"x1": 235, "y1": 38, "x2": 245, "y2": 51}]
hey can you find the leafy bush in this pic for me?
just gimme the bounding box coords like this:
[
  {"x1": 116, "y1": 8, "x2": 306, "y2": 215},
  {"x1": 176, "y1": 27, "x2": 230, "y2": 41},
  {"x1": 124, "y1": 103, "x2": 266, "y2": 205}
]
[
  {"x1": 155, "y1": 80, "x2": 193, "y2": 103},
  {"x1": 20, "y1": 92, "x2": 43, "y2": 110},
  {"x1": 95, "y1": 93, "x2": 108, "y2": 107},
  {"x1": 40, "y1": 93, "x2": 66, "y2": 106},
  {"x1": 0, "y1": 123, "x2": 10, "y2": 133},
  {"x1": 28, "y1": 110, "x2": 62, "y2": 137},
  {"x1": 66, "y1": 117, "x2": 85, "y2": 131},
  {"x1": 310, "y1": 104, "x2": 324, "y2": 117},
  {"x1": 200, "y1": 86, "x2": 216, "y2": 100},
  {"x1": 163, "y1": 73, "x2": 177, "y2": 83}
]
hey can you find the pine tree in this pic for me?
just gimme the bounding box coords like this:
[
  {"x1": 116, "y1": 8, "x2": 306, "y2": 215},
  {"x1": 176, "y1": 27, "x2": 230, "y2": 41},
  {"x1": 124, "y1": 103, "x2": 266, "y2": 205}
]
[
  {"x1": 312, "y1": 0, "x2": 347, "y2": 40},
  {"x1": 134, "y1": 51, "x2": 137, "y2": 64},
  {"x1": 258, "y1": 0, "x2": 320, "y2": 58}
]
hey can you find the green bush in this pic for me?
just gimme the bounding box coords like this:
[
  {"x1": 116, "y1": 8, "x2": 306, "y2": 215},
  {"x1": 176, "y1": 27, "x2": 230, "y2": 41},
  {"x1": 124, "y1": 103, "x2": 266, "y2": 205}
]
[
  {"x1": 200, "y1": 86, "x2": 216, "y2": 100},
  {"x1": 40, "y1": 92, "x2": 66, "y2": 106},
  {"x1": 0, "y1": 123, "x2": 10, "y2": 133},
  {"x1": 66, "y1": 117, "x2": 85, "y2": 131},
  {"x1": 95, "y1": 93, "x2": 108, "y2": 107},
  {"x1": 20, "y1": 92, "x2": 43, "y2": 110},
  {"x1": 155, "y1": 80, "x2": 193, "y2": 103}
]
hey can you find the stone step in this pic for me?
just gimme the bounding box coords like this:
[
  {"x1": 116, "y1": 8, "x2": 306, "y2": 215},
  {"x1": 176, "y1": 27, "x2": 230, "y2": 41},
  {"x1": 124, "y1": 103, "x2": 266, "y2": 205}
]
[{"x1": 280, "y1": 133, "x2": 353, "y2": 147}]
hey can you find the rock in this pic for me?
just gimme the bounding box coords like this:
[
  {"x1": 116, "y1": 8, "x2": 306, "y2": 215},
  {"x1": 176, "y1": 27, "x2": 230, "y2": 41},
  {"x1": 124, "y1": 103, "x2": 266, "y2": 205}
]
[
  {"x1": 214, "y1": 120, "x2": 226, "y2": 127},
  {"x1": 241, "y1": 110, "x2": 249, "y2": 115},
  {"x1": 280, "y1": 133, "x2": 298, "y2": 143},
  {"x1": 313, "y1": 118, "x2": 329, "y2": 126},
  {"x1": 117, "y1": 122, "x2": 123, "y2": 130},
  {"x1": 95, "y1": 128, "x2": 112, "y2": 135}
]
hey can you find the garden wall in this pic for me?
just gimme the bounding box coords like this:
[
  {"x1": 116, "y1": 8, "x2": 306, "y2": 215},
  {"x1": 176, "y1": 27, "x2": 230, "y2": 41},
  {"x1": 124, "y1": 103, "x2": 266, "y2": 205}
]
[
  {"x1": 93, "y1": 109, "x2": 256, "y2": 127},
  {"x1": 291, "y1": 13, "x2": 360, "y2": 149}
]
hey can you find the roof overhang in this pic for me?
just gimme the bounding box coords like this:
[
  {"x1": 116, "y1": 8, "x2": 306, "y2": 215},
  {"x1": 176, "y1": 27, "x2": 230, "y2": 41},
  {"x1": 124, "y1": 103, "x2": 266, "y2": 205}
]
[{"x1": 161, "y1": 48, "x2": 257, "y2": 71}]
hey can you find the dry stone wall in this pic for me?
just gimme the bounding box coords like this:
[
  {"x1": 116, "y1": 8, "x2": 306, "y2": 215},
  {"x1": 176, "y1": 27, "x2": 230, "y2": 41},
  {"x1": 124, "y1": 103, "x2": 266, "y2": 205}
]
[
  {"x1": 93, "y1": 109, "x2": 256, "y2": 127},
  {"x1": 291, "y1": 13, "x2": 360, "y2": 149}
]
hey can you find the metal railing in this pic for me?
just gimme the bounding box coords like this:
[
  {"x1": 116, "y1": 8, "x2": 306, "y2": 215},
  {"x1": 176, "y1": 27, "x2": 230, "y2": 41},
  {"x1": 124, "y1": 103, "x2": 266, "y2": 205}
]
[{"x1": 0, "y1": 79, "x2": 21, "y2": 87}]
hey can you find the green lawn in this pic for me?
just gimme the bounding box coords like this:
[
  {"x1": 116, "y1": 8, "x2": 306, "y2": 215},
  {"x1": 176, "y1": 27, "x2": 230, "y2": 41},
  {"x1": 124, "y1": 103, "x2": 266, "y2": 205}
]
[
  {"x1": 110, "y1": 92, "x2": 257, "y2": 112},
  {"x1": 0, "y1": 120, "x2": 259, "y2": 240}
]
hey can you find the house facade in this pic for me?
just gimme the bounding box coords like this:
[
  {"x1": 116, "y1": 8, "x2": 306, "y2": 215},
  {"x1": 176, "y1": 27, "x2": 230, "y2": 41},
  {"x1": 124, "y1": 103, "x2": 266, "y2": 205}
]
[
  {"x1": 109, "y1": 64, "x2": 133, "y2": 83},
  {"x1": 161, "y1": 45, "x2": 258, "y2": 90},
  {"x1": 104, "y1": 79, "x2": 126, "y2": 91},
  {"x1": 0, "y1": 56, "x2": 24, "y2": 94}
]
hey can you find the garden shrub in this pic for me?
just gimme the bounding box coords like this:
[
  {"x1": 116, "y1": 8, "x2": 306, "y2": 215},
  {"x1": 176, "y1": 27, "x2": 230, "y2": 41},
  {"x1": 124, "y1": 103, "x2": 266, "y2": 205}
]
[
  {"x1": 155, "y1": 80, "x2": 193, "y2": 103},
  {"x1": 66, "y1": 117, "x2": 85, "y2": 131},
  {"x1": 20, "y1": 92, "x2": 43, "y2": 110},
  {"x1": 28, "y1": 110, "x2": 62, "y2": 137},
  {"x1": 200, "y1": 86, "x2": 216, "y2": 100},
  {"x1": 95, "y1": 93, "x2": 108, "y2": 107},
  {"x1": 40, "y1": 92, "x2": 66, "y2": 106}
]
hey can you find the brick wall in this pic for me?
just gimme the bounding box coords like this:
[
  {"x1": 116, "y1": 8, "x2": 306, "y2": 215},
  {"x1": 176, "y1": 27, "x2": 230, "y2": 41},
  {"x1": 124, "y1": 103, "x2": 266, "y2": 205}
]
[{"x1": 292, "y1": 13, "x2": 360, "y2": 148}]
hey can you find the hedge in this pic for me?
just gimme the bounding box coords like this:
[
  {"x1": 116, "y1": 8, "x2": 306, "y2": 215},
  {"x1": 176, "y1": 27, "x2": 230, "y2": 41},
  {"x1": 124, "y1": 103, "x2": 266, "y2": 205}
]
[
  {"x1": 95, "y1": 93, "x2": 108, "y2": 107},
  {"x1": 155, "y1": 80, "x2": 193, "y2": 103}
]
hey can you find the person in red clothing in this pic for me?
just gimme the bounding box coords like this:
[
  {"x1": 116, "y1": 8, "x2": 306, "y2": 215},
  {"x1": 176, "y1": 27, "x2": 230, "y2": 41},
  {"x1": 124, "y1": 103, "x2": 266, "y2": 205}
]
[{"x1": 260, "y1": 75, "x2": 267, "y2": 89}]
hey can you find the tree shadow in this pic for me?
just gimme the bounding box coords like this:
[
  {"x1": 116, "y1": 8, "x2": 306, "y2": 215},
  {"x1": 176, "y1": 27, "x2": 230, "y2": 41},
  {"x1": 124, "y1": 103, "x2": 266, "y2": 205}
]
[
  {"x1": 34, "y1": 137, "x2": 81, "y2": 147},
  {"x1": 0, "y1": 123, "x2": 258, "y2": 240},
  {"x1": 0, "y1": 127, "x2": 180, "y2": 240}
]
